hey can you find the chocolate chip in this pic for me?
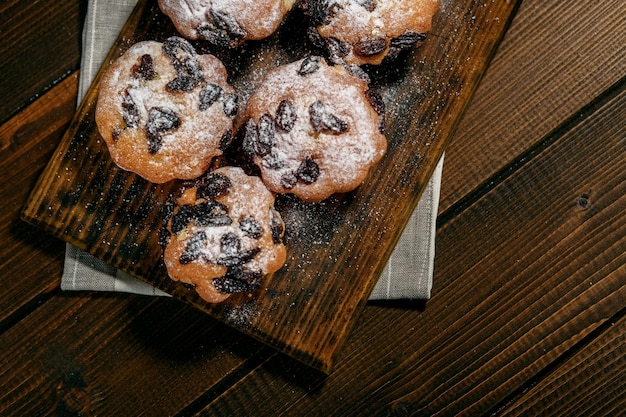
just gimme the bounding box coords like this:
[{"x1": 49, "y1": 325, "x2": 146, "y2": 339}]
[
  {"x1": 309, "y1": 101, "x2": 348, "y2": 134},
  {"x1": 298, "y1": 56, "x2": 322, "y2": 76},
  {"x1": 276, "y1": 100, "x2": 296, "y2": 132},
  {"x1": 269, "y1": 208, "x2": 284, "y2": 244},
  {"x1": 121, "y1": 90, "x2": 139, "y2": 129},
  {"x1": 222, "y1": 93, "x2": 239, "y2": 117},
  {"x1": 199, "y1": 83, "x2": 223, "y2": 110},
  {"x1": 146, "y1": 107, "x2": 180, "y2": 154},
  {"x1": 197, "y1": 172, "x2": 232, "y2": 199},
  {"x1": 194, "y1": 200, "x2": 232, "y2": 227},
  {"x1": 239, "y1": 216, "x2": 263, "y2": 239},
  {"x1": 296, "y1": 157, "x2": 320, "y2": 184},
  {"x1": 132, "y1": 54, "x2": 156, "y2": 80},
  {"x1": 197, "y1": 9, "x2": 247, "y2": 47},
  {"x1": 179, "y1": 231, "x2": 207, "y2": 264},
  {"x1": 170, "y1": 204, "x2": 195, "y2": 234},
  {"x1": 354, "y1": 37, "x2": 387, "y2": 57}
]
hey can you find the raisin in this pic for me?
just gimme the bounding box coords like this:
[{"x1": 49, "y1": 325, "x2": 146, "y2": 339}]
[
  {"x1": 262, "y1": 149, "x2": 286, "y2": 170},
  {"x1": 121, "y1": 90, "x2": 139, "y2": 129},
  {"x1": 166, "y1": 75, "x2": 197, "y2": 92},
  {"x1": 309, "y1": 101, "x2": 348, "y2": 134},
  {"x1": 222, "y1": 93, "x2": 239, "y2": 117},
  {"x1": 269, "y1": 208, "x2": 284, "y2": 244},
  {"x1": 198, "y1": 172, "x2": 232, "y2": 199},
  {"x1": 298, "y1": 56, "x2": 322, "y2": 76},
  {"x1": 281, "y1": 172, "x2": 298, "y2": 189},
  {"x1": 365, "y1": 89, "x2": 386, "y2": 133},
  {"x1": 197, "y1": 9, "x2": 247, "y2": 47},
  {"x1": 199, "y1": 83, "x2": 223, "y2": 111},
  {"x1": 346, "y1": 64, "x2": 370, "y2": 83},
  {"x1": 162, "y1": 36, "x2": 204, "y2": 83},
  {"x1": 220, "y1": 232, "x2": 240, "y2": 256},
  {"x1": 194, "y1": 200, "x2": 232, "y2": 227},
  {"x1": 390, "y1": 31, "x2": 427, "y2": 50},
  {"x1": 213, "y1": 266, "x2": 262, "y2": 294},
  {"x1": 179, "y1": 231, "x2": 207, "y2": 264},
  {"x1": 219, "y1": 130, "x2": 233, "y2": 150},
  {"x1": 242, "y1": 119, "x2": 259, "y2": 157},
  {"x1": 112, "y1": 128, "x2": 122, "y2": 142},
  {"x1": 296, "y1": 157, "x2": 320, "y2": 184},
  {"x1": 132, "y1": 54, "x2": 156, "y2": 80},
  {"x1": 218, "y1": 246, "x2": 261, "y2": 267},
  {"x1": 354, "y1": 38, "x2": 387, "y2": 57},
  {"x1": 170, "y1": 204, "x2": 195, "y2": 234},
  {"x1": 146, "y1": 107, "x2": 180, "y2": 154},
  {"x1": 325, "y1": 37, "x2": 350, "y2": 64},
  {"x1": 275, "y1": 100, "x2": 296, "y2": 132},
  {"x1": 239, "y1": 216, "x2": 263, "y2": 239},
  {"x1": 306, "y1": 27, "x2": 325, "y2": 49},
  {"x1": 356, "y1": 0, "x2": 376, "y2": 12},
  {"x1": 257, "y1": 114, "x2": 276, "y2": 156}
]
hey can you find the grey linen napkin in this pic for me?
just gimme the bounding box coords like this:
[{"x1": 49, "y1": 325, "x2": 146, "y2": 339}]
[{"x1": 62, "y1": 0, "x2": 443, "y2": 300}]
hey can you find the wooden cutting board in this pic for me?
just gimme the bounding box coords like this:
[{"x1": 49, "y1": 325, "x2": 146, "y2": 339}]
[{"x1": 22, "y1": 0, "x2": 521, "y2": 372}]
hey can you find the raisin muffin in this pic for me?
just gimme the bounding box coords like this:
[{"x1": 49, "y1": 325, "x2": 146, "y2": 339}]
[
  {"x1": 158, "y1": 0, "x2": 298, "y2": 47},
  {"x1": 301, "y1": 0, "x2": 439, "y2": 66},
  {"x1": 96, "y1": 36, "x2": 238, "y2": 183},
  {"x1": 241, "y1": 56, "x2": 387, "y2": 202},
  {"x1": 163, "y1": 166, "x2": 287, "y2": 303}
]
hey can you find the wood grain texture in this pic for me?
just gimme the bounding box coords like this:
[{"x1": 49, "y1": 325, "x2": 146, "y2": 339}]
[
  {"x1": 20, "y1": 0, "x2": 521, "y2": 372},
  {"x1": 0, "y1": 0, "x2": 85, "y2": 123},
  {"x1": 0, "y1": 73, "x2": 78, "y2": 324},
  {"x1": 439, "y1": 0, "x2": 626, "y2": 213},
  {"x1": 0, "y1": 293, "x2": 270, "y2": 416},
  {"x1": 498, "y1": 312, "x2": 626, "y2": 416},
  {"x1": 196, "y1": 71, "x2": 626, "y2": 417}
]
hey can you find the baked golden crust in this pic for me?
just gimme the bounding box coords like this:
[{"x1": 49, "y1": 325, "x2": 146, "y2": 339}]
[
  {"x1": 302, "y1": 0, "x2": 439, "y2": 65},
  {"x1": 163, "y1": 167, "x2": 287, "y2": 303},
  {"x1": 242, "y1": 56, "x2": 387, "y2": 202},
  {"x1": 96, "y1": 37, "x2": 237, "y2": 183},
  {"x1": 158, "y1": 0, "x2": 298, "y2": 47}
]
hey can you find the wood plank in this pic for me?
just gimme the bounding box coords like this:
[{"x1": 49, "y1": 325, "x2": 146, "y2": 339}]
[
  {"x1": 498, "y1": 311, "x2": 625, "y2": 416},
  {"x1": 20, "y1": 0, "x2": 521, "y2": 372},
  {"x1": 440, "y1": 0, "x2": 626, "y2": 213},
  {"x1": 194, "y1": 74, "x2": 626, "y2": 415},
  {"x1": 0, "y1": 72, "x2": 78, "y2": 324},
  {"x1": 0, "y1": 0, "x2": 84, "y2": 123},
  {"x1": 0, "y1": 293, "x2": 271, "y2": 416}
]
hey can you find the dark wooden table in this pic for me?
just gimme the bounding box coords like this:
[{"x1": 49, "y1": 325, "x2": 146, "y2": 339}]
[{"x1": 1, "y1": 0, "x2": 624, "y2": 415}]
